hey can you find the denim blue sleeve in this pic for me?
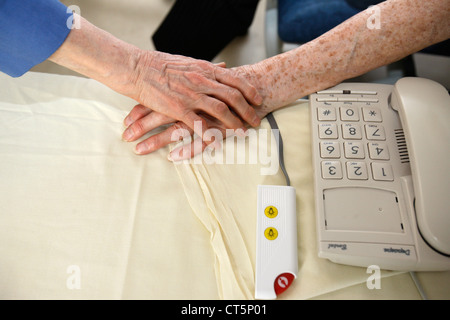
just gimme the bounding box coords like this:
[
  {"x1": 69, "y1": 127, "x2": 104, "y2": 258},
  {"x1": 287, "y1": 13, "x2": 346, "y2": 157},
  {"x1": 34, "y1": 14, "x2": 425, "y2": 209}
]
[{"x1": 0, "y1": 0, "x2": 73, "y2": 77}]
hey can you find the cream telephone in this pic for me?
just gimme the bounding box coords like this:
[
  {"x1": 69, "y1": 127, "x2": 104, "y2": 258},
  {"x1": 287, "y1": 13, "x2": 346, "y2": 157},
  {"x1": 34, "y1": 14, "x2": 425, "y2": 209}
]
[{"x1": 310, "y1": 77, "x2": 450, "y2": 271}]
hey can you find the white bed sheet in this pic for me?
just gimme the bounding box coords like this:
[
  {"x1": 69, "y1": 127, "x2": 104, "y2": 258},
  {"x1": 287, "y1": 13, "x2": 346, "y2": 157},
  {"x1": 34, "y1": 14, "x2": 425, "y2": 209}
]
[{"x1": 0, "y1": 72, "x2": 448, "y2": 300}]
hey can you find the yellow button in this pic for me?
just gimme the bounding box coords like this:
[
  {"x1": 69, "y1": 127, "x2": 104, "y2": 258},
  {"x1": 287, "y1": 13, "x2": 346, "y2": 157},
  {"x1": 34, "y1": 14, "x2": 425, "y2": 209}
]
[
  {"x1": 264, "y1": 227, "x2": 278, "y2": 240},
  {"x1": 264, "y1": 206, "x2": 278, "y2": 219}
]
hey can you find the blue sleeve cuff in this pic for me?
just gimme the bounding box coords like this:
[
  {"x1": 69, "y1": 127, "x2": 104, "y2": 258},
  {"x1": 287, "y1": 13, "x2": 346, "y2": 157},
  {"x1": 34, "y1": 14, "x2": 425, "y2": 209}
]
[{"x1": 0, "y1": 0, "x2": 73, "y2": 77}]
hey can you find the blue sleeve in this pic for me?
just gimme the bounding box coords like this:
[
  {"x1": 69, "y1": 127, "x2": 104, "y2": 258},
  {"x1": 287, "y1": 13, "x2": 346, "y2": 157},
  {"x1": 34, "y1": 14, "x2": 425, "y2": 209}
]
[
  {"x1": 0, "y1": 0, "x2": 73, "y2": 77},
  {"x1": 345, "y1": 0, "x2": 384, "y2": 10}
]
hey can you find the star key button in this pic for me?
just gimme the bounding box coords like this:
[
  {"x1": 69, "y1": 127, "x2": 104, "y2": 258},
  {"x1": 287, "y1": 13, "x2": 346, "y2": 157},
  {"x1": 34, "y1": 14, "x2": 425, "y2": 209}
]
[{"x1": 362, "y1": 107, "x2": 382, "y2": 122}]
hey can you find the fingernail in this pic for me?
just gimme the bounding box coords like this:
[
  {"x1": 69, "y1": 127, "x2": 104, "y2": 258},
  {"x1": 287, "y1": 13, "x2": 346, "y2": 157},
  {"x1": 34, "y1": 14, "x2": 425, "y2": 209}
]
[
  {"x1": 168, "y1": 148, "x2": 183, "y2": 162},
  {"x1": 122, "y1": 127, "x2": 134, "y2": 141},
  {"x1": 135, "y1": 142, "x2": 146, "y2": 154},
  {"x1": 124, "y1": 116, "x2": 133, "y2": 127},
  {"x1": 168, "y1": 143, "x2": 194, "y2": 162}
]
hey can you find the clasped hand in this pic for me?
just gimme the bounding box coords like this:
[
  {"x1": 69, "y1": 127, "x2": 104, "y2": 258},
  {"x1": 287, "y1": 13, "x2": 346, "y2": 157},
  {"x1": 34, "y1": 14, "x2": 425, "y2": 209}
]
[{"x1": 122, "y1": 51, "x2": 264, "y2": 159}]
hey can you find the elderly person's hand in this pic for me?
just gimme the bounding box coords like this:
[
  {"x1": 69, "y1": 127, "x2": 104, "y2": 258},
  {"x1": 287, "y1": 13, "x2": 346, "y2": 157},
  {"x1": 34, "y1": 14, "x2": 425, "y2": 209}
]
[
  {"x1": 121, "y1": 70, "x2": 273, "y2": 159},
  {"x1": 122, "y1": 52, "x2": 262, "y2": 139},
  {"x1": 49, "y1": 14, "x2": 262, "y2": 138}
]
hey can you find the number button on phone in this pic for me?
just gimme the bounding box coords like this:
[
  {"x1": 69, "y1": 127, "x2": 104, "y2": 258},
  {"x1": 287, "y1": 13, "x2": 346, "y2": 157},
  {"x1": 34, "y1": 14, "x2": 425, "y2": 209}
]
[
  {"x1": 371, "y1": 162, "x2": 394, "y2": 181},
  {"x1": 342, "y1": 123, "x2": 362, "y2": 140},
  {"x1": 319, "y1": 123, "x2": 338, "y2": 139},
  {"x1": 340, "y1": 106, "x2": 360, "y2": 121},
  {"x1": 346, "y1": 161, "x2": 368, "y2": 180},
  {"x1": 368, "y1": 142, "x2": 390, "y2": 160},
  {"x1": 320, "y1": 141, "x2": 341, "y2": 158},
  {"x1": 344, "y1": 142, "x2": 365, "y2": 159},
  {"x1": 365, "y1": 124, "x2": 386, "y2": 140},
  {"x1": 321, "y1": 161, "x2": 343, "y2": 179}
]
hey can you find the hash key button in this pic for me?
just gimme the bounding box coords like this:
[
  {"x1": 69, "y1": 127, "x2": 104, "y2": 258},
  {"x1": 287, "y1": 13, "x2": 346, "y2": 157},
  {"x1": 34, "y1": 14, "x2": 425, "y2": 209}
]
[{"x1": 317, "y1": 107, "x2": 337, "y2": 121}]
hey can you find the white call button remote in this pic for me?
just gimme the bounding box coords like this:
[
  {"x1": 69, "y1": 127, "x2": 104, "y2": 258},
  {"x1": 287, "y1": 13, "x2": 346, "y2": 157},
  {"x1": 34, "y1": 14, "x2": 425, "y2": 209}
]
[{"x1": 255, "y1": 185, "x2": 298, "y2": 299}]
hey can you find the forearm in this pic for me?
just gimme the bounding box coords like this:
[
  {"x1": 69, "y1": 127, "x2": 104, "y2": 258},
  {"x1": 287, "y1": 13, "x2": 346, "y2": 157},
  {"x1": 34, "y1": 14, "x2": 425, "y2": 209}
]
[
  {"x1": 240, "y1": 0, "x2": 450, "y2": 111},
  {"x1": 49, "y1": 14, "x2": 142, "y2": 98}
]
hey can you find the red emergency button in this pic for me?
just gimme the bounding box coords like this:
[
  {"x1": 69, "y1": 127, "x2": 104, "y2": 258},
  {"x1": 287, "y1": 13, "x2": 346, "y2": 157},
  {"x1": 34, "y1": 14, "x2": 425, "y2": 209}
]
[{"x1": 274, "y1": 273, "x2": 295, "y2": 296}]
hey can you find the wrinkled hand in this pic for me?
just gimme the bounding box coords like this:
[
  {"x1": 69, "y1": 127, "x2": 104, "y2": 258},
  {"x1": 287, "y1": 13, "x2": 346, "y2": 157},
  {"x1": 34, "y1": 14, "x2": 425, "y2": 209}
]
[
  {"x1": 122, "y1": 63, "x2": 277, "y2": 160},
  {"x1": 126, "y1": 51, "x2": 263, "y2": 139}
]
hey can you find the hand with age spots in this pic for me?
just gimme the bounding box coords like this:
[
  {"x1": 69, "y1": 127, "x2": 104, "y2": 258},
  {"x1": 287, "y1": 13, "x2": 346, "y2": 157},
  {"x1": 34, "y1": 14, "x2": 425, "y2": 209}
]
[
  {"x1": 124, "y1": 52, "x2": 263, "y2": 139},
  {"x1": 122, "y1": 64, "x2": 274, "y2": 160}
]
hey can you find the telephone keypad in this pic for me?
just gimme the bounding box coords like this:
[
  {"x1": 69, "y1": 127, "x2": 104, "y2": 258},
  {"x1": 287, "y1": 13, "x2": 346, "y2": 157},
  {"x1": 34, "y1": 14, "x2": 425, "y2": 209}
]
[{"x1": 315, "y1": 90, "x2": 391, "y2": 181}]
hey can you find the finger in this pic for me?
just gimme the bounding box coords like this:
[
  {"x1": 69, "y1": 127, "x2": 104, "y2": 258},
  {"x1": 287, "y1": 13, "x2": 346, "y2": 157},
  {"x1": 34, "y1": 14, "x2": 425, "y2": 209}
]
[
  {"x1": 124, "y1": 104, "x2": 151, "y2": 127},
  {"x1": 135, "y1": 122, "x2": 194, "y2": 155},
  {"x1": 167, "y1": 136, "x2": 208, "y2": 162},
  {"x1": 134, "y1": 119, "x2": 226, "y2": 160},
  {"x1": 193, "y1": 95, "x2": 245, "y2": 130},
  {"x1": 182, "y1": 71, "x2": 258, "y2": 128},
  {"x1": 168, "y1": 126, "x2": 227, "y2": 161},
  {"x1": 179, "y1": 109, "x2": 210, "y2": 140},
  {"x1": 214, "y1": 62, "x2": 227, "y2": 68},
  {"x1": 122, "y1": 110, "x2": 175, "y2": 142},
  {"x1": 200, "y1": 81, "x2": 260, "y2": 128},
  {"x1": 214, "y1": 67, "x2": 263, "y2": 107}
]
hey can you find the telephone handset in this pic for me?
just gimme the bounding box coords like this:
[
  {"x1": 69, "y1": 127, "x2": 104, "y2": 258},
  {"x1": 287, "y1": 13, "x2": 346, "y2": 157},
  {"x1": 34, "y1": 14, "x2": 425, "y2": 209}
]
[
  {"x1": 310, "y1": 77, "x2": 450, "y2": 271},
  {"x1": 391, "y1": 78, "x2": 450, "y2": 256}
]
